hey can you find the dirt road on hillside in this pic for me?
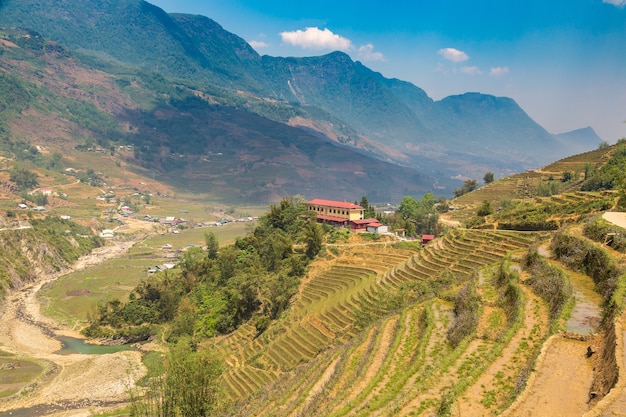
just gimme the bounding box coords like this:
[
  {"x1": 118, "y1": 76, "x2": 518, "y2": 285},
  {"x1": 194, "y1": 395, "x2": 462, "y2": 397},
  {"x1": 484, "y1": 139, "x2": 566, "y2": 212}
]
[
  {"x1": 603, "y1": 212, "x2": 626, "y2": 230},
  {"x1": 0, "y1": 237, "x2": 147, "y2": 416}
]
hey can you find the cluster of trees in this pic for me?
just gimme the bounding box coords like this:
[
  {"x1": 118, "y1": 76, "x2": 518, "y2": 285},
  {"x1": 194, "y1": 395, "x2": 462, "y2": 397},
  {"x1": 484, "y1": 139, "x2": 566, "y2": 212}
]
[
  {"x1": 454, "y1": 179, "x2": 478, "y2": 197},
  {"x1": 9, "y1": 167, "x2": 38, "y2": 190},
  {"x1": 84, "y1": 197, "x2": 323, "y2": 341},
  {"x1": 390, "y1": 193, "x2": 441, "y2": 237},
  {"x1": 582, "y1": 140, "x2": 626, "y2": 198}
]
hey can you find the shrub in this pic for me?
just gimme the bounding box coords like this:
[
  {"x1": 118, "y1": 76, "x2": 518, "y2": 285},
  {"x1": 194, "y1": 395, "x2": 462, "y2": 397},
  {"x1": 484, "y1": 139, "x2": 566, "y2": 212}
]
[
  {"x1": 551, "y1": 233, "x2": 623, "y2": 300},
  {"x1": 447, "y1": 280, "x2": 481, "y2": 347},
  {"x1": 584, "y1": 215, "x2": 626, "y2": 253},
  {"x1": 522, "y1": 247, "x2": 572, "y2": 322}
]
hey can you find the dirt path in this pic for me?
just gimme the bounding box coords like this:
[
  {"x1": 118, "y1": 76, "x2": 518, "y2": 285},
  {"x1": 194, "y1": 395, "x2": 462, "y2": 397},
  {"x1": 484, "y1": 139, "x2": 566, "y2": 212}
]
[
  {"x1": 602, "y1": 212, "x2": 626, "y2": 229},
  {"x1": 0, "y1": 238, "x2": 148, "y2": 416},
  {"x1": 503, "y1": 336, "x2": 594, "y2": 416}
]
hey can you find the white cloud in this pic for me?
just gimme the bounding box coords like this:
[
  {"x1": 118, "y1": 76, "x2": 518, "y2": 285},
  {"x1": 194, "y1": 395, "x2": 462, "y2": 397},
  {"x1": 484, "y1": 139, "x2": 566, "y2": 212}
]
[
  {"x1": 490, "y1": 66, "x2": 510, "y2": 77},
  {"x1": 357, "y1": 44, "x2": 384, "y2": 61},
  {"x1": 603, "y1": 0, "x2": 626, "y2": 7},
  {"x1": 438, "y1": 47, "x2": 469, "y2": 63},
  {"x1": 280, "y1": 27, "x2": 352, "y2": 51},
  {"x1": 461, "y1": 66, "x2": 482, "y2": 75},
  {"x1": 249, "y1": 40, "x2": 269, "y2": 49}
]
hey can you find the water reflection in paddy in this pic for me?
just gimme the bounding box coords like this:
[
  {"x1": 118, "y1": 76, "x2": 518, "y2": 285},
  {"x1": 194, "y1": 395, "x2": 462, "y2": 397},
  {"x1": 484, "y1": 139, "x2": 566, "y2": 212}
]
[{"x1": 565, "y1": 269, "x2": 603, "y2": 334}]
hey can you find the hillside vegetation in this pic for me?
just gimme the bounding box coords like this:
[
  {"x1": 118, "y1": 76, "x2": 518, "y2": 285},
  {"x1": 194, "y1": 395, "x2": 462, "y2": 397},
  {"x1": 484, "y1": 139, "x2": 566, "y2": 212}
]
[
  {"x1": 0, "y1": 0, "x2": 605, "y2": 193},
  {"x1": 0, "y1": 130, "x2": 624, "y2": 415},
  {"x1": 0, "y1": 27, "x2": 433, "y2": 203},
  {"x1": 93, "y1": 141, "x2": 626, "y2": 416}
]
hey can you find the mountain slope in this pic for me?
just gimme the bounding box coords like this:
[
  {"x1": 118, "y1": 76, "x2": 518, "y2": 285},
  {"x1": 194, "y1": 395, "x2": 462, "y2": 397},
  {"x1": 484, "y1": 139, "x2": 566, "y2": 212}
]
[
  {"x1": 0, "y1": 0, "x2": 602, "y2": 196},
  {"x1": 0, "y1": 0, "x2": 267, "y2": 92},
  {"x1": 555, "y1": 126, "x2": 604, "y2": 155},
  {"x1": 0, "y1": 29, "x2": 433, "y2": 203}
]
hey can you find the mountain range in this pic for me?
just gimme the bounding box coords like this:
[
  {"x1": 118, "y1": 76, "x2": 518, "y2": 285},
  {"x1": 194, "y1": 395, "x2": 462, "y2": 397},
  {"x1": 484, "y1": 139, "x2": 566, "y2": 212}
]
[{"x1": 0, "y1": 0, "x2": 603, "y2": 202}]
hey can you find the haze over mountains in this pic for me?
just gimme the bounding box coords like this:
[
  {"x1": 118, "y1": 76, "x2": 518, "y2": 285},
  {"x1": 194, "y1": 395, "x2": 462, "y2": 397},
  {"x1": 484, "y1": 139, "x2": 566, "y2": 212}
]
[{"x1": 0, "y1": 0, "x2": 603, "y2": 202}]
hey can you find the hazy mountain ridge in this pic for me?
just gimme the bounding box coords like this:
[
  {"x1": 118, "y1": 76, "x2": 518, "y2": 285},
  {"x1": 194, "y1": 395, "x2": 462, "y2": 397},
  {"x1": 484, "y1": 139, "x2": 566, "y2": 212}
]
[
  {"x1": 0, "y1": 0, "x2": 603, "y2": 198},
  {"x1": 0, "y1": 28, "x2": 433, "y2": 202}
]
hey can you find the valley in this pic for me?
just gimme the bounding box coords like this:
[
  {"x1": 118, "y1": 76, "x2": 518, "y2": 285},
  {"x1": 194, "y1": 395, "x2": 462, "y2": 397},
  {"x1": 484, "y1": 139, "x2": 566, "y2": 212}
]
[{"x1": 0, "y1": 1, "x2": 624, "y2": 416}]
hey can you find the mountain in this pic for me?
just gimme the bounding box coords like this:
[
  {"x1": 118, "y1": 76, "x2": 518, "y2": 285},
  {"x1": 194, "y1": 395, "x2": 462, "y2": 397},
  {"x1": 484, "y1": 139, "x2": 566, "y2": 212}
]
[
  {"x1": 0, "y1": 28, "x2": 432, "y2": 203},
  {"x1": 555, "y1": 127, "x2": 604, "y2": 155},
  {"x1": 0, "y1": 0, "x2": 601, "y2": 199}
]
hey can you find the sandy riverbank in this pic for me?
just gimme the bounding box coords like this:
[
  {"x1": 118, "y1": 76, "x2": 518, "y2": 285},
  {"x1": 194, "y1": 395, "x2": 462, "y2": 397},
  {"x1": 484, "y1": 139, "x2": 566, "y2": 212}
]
[{"x1": 0, "y1": 239, "x2": 147, "y2": 416}]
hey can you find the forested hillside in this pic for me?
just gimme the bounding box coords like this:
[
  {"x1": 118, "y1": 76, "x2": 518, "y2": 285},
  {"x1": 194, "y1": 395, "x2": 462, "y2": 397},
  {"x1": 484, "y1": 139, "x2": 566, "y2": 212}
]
[
  {"x1": 0, "y1": 27, "x2": 433, "y2": 202},
  {"x1": 64, "y1": 142, "x2": 626, "y2": 416},
  {"x1": 0, "y1": 0, "x2": 603, "y2": 189}
]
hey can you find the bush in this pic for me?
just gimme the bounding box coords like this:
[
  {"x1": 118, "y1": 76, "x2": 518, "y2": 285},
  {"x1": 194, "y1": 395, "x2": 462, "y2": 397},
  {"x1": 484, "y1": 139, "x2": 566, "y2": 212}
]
[
  {"x1": 584, "y1": 215, "x2": 626, "y2": 253},
  {"x1": 447, "y1": 280, "x2": 481, "y2": 347},
  {"x1": 522, "y1": 247, "x2": 572, "y2": 321},
  {"x1": 551, "y1": 233, "x2": 623, "y2": 300}
]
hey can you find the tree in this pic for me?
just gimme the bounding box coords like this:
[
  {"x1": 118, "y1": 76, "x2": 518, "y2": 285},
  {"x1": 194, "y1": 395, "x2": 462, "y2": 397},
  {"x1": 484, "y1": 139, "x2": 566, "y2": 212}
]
[
  {"x1": 464, "y1": 179, "x2": 478, "y2": 192},
  {"x1": 130, "y1": 339, "x2": 222, "y2": 417},
  {"x1": 397, "y1": 196, "x2": 419, "y2": 220},
  {"x1": 453, "y1": 179, "x2": 478, "y2": 197},
  {"x1": 359, "y1": 196, "x2": 376, "y2": 218},
  {"x1": 483, "y1": 172, "x2": 494, "y2": 184},
  {"x1": 396, "y1": 194, "x2": 439, "y2": 236},
  {"x1": 303, "y1": 221, "x2": 323, "y2": 259},
  {"x1": 204, "y1": 231, "x2": 219, "y2": 260},
  {"x1": 49, "y1": 152, "x2": 63, "y2": 170},
  {"x1": 476, "y1": 200, "x2": 494, "y2": 217},
  {"x1": 9, "y1": 167, "x2": 38, "y2": 190},
  {"x1": 562, "y1": 171, "x2": 573, "y2": 182}
]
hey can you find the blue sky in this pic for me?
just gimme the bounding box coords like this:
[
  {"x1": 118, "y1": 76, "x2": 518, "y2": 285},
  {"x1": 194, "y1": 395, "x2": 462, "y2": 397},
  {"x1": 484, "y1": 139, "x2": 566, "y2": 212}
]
[{"x1": 149, "y1": 0, "x2": 626, "y2": 141}]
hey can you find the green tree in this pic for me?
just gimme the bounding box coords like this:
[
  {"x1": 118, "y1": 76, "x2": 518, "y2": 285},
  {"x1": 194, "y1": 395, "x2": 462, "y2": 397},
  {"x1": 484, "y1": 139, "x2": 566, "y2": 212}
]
[
  {"x1": 453, "y1": 179, "x2": 478, "y2": 197},
  {"x1": 483, "y1": 172, "x2": 494, "y2": 184},
  {"x1": 359, "y1": 196, "x2": 376, "y2": 218},
  {"x1": 476, "y1": 200, "x2": 494, "y2": 217},
  {"x1": 464, "y1": 179, "x2": 478, "y2": 192},
  {"x1": 130, "y1": 339, "x2": 222, "y2": 417},
  {"x1": 396, "y1": 194, "x2": 439, "y2": 236},
  {"x1": 204, "y1": 231, "x2": 219, "y2": 260},
  {"x1": 48, "y1": 152, "x2": 63, "y2": 170},
  {"x1": 303, "y1": 221, "x2": 323, "y2": 259},
  {"x1": 562, "y1": 171, "x2": 573, "y2": 182},
  {"x1": 397, "y1": 196, "x2": 419, "y2": 220},
  {"x1": 9, "y1": 167, "x2": 38, "y2": 190}
]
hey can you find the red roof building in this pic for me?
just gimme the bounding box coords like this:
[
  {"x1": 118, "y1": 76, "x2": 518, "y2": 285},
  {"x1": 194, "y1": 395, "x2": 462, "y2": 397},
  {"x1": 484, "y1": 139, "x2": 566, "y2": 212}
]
[
  {"x1": 307, "y1": 199, "x2": 365, "y2": 222},
  {"x1": 422, "y1": 234, "x2": 435, "y2": 245}
]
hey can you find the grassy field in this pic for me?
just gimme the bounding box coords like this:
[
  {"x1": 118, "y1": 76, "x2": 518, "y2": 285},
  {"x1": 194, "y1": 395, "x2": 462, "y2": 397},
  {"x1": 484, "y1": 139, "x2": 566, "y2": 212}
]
[
  {"x1": 0, "y1": 356, "x2": 43, "y2": 399},
  {"x1": 41, "y1": 221, "x2": 252, "y2": 326}
]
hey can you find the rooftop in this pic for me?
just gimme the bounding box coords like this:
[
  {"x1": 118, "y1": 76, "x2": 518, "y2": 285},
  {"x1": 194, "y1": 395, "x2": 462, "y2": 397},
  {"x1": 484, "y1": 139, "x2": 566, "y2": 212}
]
[{"x1": 308, "y1": 199, "x2": 363, "y2": 210}]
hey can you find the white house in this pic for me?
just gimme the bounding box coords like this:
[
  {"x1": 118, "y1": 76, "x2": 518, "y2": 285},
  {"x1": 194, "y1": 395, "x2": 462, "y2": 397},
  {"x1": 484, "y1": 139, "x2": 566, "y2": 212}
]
[{"x1": 99, "y1": 229, "x2": 115, "y2": 239}]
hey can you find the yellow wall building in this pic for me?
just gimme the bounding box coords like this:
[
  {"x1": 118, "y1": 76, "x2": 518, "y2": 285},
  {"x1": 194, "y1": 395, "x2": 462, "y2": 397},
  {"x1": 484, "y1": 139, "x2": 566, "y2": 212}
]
[{"x1": 307, "y1": 199, "x2": 364, "y2": 222}]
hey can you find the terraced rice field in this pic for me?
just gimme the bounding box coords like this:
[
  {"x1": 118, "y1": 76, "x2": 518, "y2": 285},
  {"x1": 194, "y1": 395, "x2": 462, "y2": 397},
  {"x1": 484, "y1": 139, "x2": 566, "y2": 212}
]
[
  {"x1": 445, "y1": 145, "x2": 614, "y2": 225},
  {"x1": 215, "y1": 230, "x2": 542, "y2": 415}
]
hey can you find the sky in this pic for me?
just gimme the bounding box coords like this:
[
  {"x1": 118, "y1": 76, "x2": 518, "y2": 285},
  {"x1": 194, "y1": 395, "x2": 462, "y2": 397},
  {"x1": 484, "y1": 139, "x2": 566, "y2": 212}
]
[{"x1": 149, "y1": 0, "x2": 626, "y2": 142}]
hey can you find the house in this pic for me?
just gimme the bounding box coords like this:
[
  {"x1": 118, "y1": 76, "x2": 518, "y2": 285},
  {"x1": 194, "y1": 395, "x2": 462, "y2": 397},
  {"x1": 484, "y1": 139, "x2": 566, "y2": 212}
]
[
  {"x1": 31, "y1": 187, "x2": 53, "y2": 196},
  {"x1": 99, "y1": 229, "x2": 115, "y2": 239},
  {"x1": 307, "y1": 199, "x2": 364, "y2": 227},
  {"x1": 366, "y1": 222, "x2": 388, "y2": 234},
  {"x1": 162, "y1": 216, "x2": 176, "y2": 225},
  {"x1": 422, "y1": 234, "x2": 435, "y2": 245},
  {"x1": 350, "y1": 218, "x2": 380, "y2": 233},
  {"x1": 17, "y1": 203, "x2": 28, "y2": 210},
  {"x1": 60, "y1": 215, "x2": 72, "y2": 220}
]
